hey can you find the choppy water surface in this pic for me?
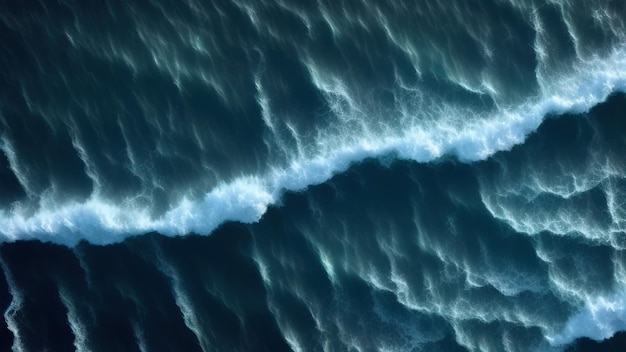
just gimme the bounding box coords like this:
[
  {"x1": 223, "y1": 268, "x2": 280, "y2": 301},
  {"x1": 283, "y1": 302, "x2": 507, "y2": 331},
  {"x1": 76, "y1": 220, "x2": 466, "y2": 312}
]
[{"x1": 1, "y1": 0, "x2": 626, "y2": 351}]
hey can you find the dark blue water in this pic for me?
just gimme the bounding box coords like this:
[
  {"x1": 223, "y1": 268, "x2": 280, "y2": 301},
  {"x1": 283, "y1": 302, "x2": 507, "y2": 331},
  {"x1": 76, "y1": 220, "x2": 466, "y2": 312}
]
[{"x1": 1, "y1": 0, "x2": 626, "y2": 351}]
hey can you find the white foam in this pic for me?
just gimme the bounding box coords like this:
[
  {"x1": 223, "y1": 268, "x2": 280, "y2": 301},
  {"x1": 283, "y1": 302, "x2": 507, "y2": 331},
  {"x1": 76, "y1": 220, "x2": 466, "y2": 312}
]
[
  {"x1": 131, "y1": 321, "x2": 150, "y2": 352},
  {"x1": 547, "y1": 288, "x2": 626, "y2": 346},
  {"x1": 544, "y1": 251, "x2": 626, "y2": 346},
  {"x1": 0, "y1": 255, "x2": 25, "y2": 352},
  {"x1": 153, "y1": 247, "x2": 213, "y2": 352},
  {"x1": 58, "y1": 286, "x2": 90, "y2": 352},
  {"x1": 0, "y1": 136, "x2": 36, "y2": 199}
]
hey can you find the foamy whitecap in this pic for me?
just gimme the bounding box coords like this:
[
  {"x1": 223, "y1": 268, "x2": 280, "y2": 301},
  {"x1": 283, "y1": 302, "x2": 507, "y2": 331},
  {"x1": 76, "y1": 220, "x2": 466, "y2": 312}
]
[{"x1": 1, "y1": 45, "x2": 626, "y2": 246}]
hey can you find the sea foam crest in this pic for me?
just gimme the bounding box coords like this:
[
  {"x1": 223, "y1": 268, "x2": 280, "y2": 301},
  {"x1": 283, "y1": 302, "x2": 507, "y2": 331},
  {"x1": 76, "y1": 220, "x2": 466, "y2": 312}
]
[
  {"x1": 0, "y1": 47, "x2": 626, "y2": 246},
  {"x1": 547, "y1": 288, "x2": 626, "y2": 346}
]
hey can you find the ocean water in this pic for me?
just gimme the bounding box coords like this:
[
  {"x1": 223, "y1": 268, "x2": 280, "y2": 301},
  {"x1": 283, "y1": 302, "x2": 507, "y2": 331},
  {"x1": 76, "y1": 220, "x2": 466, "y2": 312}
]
[{"x1": 0, "y1": 0, "x2": 626, "y2": 351}]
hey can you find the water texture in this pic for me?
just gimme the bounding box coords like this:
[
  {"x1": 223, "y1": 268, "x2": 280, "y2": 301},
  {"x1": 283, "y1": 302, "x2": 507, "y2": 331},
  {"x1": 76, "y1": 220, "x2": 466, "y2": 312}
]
[{"x1": 0, "y1": 0, "x2": 625, "y2": 351}]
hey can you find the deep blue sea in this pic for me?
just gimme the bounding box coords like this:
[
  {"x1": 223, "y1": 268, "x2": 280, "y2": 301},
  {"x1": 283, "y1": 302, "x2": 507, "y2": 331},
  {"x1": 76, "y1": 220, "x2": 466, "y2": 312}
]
[{"x1": 1, "y1": 0, "x2": 626, "y2": 351}]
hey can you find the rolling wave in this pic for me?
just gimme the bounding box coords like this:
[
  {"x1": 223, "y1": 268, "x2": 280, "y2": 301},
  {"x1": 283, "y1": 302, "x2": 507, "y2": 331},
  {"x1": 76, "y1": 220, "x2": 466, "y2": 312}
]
[{"x1": 1, "y1": 46, "x2": 625, "y2": 245}]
